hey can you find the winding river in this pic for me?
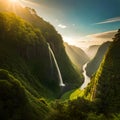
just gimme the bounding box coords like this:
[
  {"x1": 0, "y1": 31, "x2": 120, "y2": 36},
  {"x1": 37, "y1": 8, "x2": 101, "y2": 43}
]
[{"x1": 80, "y1": 62, "x2": 90, "y2": 90}]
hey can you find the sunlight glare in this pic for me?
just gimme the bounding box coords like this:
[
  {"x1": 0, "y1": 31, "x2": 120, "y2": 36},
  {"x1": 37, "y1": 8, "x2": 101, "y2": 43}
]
[{"x1": 10, "y1": 0, "x2": 18, "y2": 3}]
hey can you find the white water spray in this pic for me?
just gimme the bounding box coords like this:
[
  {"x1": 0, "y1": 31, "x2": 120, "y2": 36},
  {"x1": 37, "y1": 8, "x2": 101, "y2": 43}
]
[{"x1": 47, "y1": 43, "x2": 65, "y2": 87}]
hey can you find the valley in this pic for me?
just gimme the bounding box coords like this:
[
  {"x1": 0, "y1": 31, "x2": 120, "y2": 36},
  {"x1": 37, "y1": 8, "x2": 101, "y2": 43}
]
[{"x1": 0, "y1": 0, "x2": 120, "y2": 120}]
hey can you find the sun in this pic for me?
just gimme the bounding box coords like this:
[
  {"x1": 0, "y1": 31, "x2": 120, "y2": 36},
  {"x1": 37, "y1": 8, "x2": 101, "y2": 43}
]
[{"x1": 10, "y1": 0, "x2": 18, "y2": 3}]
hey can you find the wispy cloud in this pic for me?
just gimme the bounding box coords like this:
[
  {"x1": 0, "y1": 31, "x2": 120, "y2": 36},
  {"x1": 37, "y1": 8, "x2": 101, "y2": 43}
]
[
  {"x1": 86, "y1": 30, "x2": 117, "y2": 39},
  {"x1": 73, "y1": 30, "x2": 117, "y2": 49},
  {"x1": 58, "y1": 24, "x2": 67, "y2": 29},
  {"x1": 96, "y1": 17, "x2": 120, "y2": 24}
]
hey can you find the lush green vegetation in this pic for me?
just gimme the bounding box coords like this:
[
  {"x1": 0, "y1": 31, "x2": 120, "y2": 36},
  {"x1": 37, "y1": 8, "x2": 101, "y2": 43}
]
[
  {"x1": 45, "y1": 29, "x2": 120, "y2": 120},
  {"x1": 46, "y1": 97, "x2": 108, "y2": 120},
  {"x1": 0, "y1": 10, "x2": 82, "y2": 119},
  {"x1": 1, "y1": 2, "x2": 83, "y2": 88},
  {"x1": 0, "y1": 1, "x2": 120, "y2": 119},
  {"x1": 0, "y1": 69, "x2": 49, "y2": 120},
  {"x1": 0, "y1": 11, "x2": 82, "y2": 98},
  {"x1": 84, "y1": 29, "x2": 120, "y2": 114}
]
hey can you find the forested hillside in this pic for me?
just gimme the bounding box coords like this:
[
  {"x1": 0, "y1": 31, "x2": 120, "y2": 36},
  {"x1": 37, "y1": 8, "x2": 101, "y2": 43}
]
[
  {"x1": 0, "y1": 1, "x2": 120, "y2": 120},
  {"x1": 0, "y1": 1, "x2": 83, "y2": 92},
  {"x1": 0, "y1": 11, "x2": 82, "y2": 120},
  {"x1": 84, "y1": 29, "x2": 120, "y2": 114}
]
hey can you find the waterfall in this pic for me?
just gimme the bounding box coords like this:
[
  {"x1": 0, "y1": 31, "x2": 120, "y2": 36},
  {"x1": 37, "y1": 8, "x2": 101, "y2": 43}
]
[
  {"x1": 47, "y1": 43, "x2": 65, "y2": 87},
  {"x1": 48, "y1": 45, "x2": 53, "y2": 74}
]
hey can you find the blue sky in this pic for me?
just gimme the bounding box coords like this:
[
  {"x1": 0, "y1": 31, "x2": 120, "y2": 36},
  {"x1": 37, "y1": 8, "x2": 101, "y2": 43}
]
[{"x1": 20, "y1": 0, "x2": 120, "y2": 48}]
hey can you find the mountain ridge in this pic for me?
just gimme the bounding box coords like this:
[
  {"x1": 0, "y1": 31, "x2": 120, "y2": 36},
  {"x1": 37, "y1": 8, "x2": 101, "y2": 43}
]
[
  {"x1": 64, "y1": 42, "x2": 89, "y2": 71},
  {"x1": 84, "y1": 29, "x2": 120, "y2": 114},
  {"x1": 86, "y1": 41, "x2": 111, "y2": 77}
]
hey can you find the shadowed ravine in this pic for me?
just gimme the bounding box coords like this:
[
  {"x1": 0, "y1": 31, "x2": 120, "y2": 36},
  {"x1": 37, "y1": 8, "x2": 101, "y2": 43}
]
[
  {"x1": 47, "y1": 43, "x2": 65, "y2": 87},
  {"x1": 80, "y1": 62, "x2": 90, "y2": 89}
]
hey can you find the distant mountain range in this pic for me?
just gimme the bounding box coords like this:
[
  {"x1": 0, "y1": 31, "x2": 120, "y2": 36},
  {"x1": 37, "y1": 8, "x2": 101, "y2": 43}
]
[
  {"x1": 86, "y1": 41, "x2": 111, "y2": 77},
  {"x1": 86, "y1": 45, "x2": 100, "y2": 59}
]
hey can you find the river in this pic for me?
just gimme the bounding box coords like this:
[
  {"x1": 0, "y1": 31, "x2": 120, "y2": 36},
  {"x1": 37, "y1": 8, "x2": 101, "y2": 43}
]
[{"x1": 80, "y1": 62, "x2": 90, "y2": 90}]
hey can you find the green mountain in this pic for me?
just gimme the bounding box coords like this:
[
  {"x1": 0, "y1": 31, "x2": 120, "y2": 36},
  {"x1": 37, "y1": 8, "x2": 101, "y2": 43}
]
[
  {"x1": 86, "y1": 41, "x2": 111, "y2": 77},
  {"x1": 46, "y1": 30, "x2": 120, "y2": 120},
  {"x1": 0, "y1": 69, "x2": 49, "y2": 120},
  {"x1": 0, "y1": 4, "x2": 82, "y2": 120},
  {"x1": 1, "y1": 1, "x2": 120, "y2": 120},
  {"x1": 84, "y1": 29, "x2": 120, "y2": 114},
  {"x1": 0, "y1": 1, "x2": 82, "y2": 94},
  {"x1": 64, "y1": 42, "x2": 89, "y2": 71}
]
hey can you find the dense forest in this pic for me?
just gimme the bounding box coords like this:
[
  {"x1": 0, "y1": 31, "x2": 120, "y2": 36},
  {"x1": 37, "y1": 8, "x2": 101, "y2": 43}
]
[{"x1": 0, "y1": 12, "x2": 82, "y2": 120}]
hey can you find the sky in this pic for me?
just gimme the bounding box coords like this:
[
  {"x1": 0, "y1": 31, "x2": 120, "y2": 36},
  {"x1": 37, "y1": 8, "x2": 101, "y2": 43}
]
[{"x1": 19, "y1": 0, "x2": 120, "y2": 49}]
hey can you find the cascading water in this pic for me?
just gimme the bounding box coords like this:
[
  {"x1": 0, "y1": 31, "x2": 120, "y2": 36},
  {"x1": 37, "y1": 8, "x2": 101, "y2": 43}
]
[
  {"x1": 48, "y1": 45, "x2": 53, "y2": 74},
  {"x1": 47, "y1": 43, "x2": 65, "y2": 87}
]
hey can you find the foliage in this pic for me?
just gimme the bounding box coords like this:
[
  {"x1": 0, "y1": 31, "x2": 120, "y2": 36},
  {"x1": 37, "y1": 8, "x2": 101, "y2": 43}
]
[
  {"x1": 84, "y1": 29, "x2": 120, "y2": 114},
  {"x1": 0, "y1": 11, "x2": 83, "y2": 119},
  {"x1": 46, "y1": 97, "x2": 110, "y2": 120},
  {"x1": 0, "y1": 69, "x2": 49, "y2": 120},
  {"x1": 0, "y1": 2, "x2": 120, "y2": 120}
]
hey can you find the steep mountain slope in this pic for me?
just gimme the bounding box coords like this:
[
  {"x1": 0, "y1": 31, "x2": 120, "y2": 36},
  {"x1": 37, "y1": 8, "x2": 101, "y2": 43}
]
[
  {"x1": 86, "y1": 45, "x2": 100, "y2": 59},
  {"x1": 0, "y1": 69, "x2": 49, "y2": 120},
  {"x1": 86, "y1": 41, "x2": 111, "y2": 77},
  {"x1": 64, "y1": 42, "x2": 89, "y2": 71},
  {"x1": 0, "y1": 12, "x2": 53, "y2": 98},
  {"x1": 84, "y1": 29, "x2": 120, "y2": 114},
  {"x1": 0, "y1": 1, "x2": 83, "y2": 94},
  {"x1": 0, "y1": 10, "x2": 82, "y2": 119},
  {"x1": 0, "y1": 1, "x2": 81, "y2": 93}
]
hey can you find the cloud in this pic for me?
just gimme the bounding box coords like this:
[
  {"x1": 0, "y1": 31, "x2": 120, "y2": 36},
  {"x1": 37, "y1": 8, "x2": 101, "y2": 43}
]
[
  {"x1": 95, "y1": 17, "x2": 120, "y2": 24},
  {"x1": 75, "y1": 30, "x2": 117, "y2": 49},
  {"x1": 87, "y1": 30, "x2": 117, "y2": 39},
  {"x1": 58, "y1": 24, "x2": 67, "y2": 29}
]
